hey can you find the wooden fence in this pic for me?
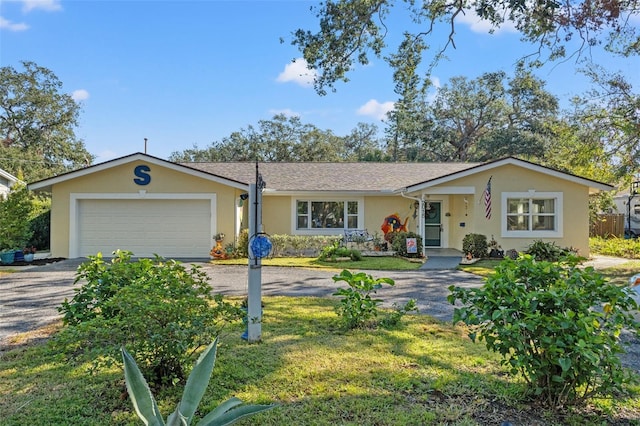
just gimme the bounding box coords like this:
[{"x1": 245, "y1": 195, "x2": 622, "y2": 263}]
[{"x1": 590, "y1": 214, "x2": 625, "y2": 238}]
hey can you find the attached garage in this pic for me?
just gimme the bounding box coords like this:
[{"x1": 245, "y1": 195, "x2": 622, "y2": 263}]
[
  {"x1": 29, "y1": 153, "x2": 246, "y2": 259},
  {"x1": 73, "y1": 197, "x2": 214, "y2": 258}
]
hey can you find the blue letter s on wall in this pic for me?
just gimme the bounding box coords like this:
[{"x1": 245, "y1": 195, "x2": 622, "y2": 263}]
[{"x1": 133, "y1": 165, "x2": 151, "y2": 185}]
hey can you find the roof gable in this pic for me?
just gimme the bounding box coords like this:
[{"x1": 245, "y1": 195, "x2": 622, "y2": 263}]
[
  {"x1": 402, "y1": 157, "x2": 614, "y2": 194},
  {"x1": 0, "y1": 168, "x2": 20, "y2": 185},
  {"x1": 28, "y1": 153, "x2": 248, "y2": 191}
]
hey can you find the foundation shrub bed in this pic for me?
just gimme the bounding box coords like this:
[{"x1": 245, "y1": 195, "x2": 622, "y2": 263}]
[
  {"x1": 387, "y1": 231, "x2": 423, "y2": 258},
  {"x1": 525, "y1": 239, "x2": 578, "y2": 262},
  {"x1": 462, "y1": 233, "x2": 488, "y2": 258},
  {"x1": 318, "y1": 240, "x2": 362, "y2": 261}
]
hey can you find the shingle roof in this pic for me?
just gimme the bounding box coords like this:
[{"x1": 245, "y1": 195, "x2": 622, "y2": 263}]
[{"x1": 182, "y1": 162, "x2": 480, "y2": 192}]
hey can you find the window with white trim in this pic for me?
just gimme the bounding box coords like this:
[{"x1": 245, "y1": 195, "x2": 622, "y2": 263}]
[
  {"x1": 501, "y1": 192, "x2": 563, "y2": 237},
  {"x1": 296, "y1": 200, "x2": 359, "y2": 230}
]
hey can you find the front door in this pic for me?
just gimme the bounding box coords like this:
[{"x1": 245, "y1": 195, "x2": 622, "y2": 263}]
[{"x1": 424, "y1": 201, "x2": 442, "y2": 247}]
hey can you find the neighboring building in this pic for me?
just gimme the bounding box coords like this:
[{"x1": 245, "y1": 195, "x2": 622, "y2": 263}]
[
  {"x1": 28, "y1": 153, "x2": 614, "y2": 259},
  {"x1": 612, "y1": 191, "x2": 640, "y2": 237},
  {"x1": 0, "y1": 168, "x2": 20, "y2": 198}
]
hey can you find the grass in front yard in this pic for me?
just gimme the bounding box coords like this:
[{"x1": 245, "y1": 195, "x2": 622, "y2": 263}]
[
  {"x1": 213, "y1": 256, "x2": 423, "y2": 271},
  {"x1": 1, "y1": 296, "x2": 638, "y2": 425},
  {"x1": 457, "y1": 259, "x2": 502, "y2": 277}
]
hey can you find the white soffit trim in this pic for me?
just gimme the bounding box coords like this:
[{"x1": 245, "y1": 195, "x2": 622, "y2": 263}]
[{"x1": 0, "y1": 168, "x2": 20, "y2": 184}]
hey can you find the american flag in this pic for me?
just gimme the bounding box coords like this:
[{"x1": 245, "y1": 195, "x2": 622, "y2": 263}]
[{"x1": 483, "y1": 176, "x2": 492, "y2": 219}]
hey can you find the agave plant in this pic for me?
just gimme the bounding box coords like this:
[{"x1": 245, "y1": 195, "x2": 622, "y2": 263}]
[{"x1": 121, "y1": 338, "x2": 276, "y2": 425}]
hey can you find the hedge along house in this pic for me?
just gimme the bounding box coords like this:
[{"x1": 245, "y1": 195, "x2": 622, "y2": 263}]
[{"x1": 28, "y1": 153, "x2": 613, "y2": 259}]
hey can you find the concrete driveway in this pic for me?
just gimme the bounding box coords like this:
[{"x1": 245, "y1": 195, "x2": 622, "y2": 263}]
[{"x1": 0, "y1": 260, "x2": 484, "y2": 347}]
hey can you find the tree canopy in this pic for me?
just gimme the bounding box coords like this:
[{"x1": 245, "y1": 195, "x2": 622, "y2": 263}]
[
  {"x1": 169, "y1": 114, "x2": 386, "y2": 162},
  {"x1": 0, "y1": 61, "x2": 94, "y2": 182},
  {"x1": 291, "y1": 0, "x2": 640, "y2": 95},
  {"x1": 384, "y1": 68, "x2": 559, "y2": 162}
]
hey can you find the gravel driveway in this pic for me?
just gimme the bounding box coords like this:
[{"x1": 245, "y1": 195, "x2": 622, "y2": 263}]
[
  {"x1": 0, "y1": 260, "x2": 482, "y2": 347},
  {"x1": 1, "y1": 259, "x2": 638, "y2": 376}
]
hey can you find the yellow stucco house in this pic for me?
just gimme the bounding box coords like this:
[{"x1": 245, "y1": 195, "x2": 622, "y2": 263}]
[{"x1": 29, "y1": 153, "x2": 613, "y2": 259}]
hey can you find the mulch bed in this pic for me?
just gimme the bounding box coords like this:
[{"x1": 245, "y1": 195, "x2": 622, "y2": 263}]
[{"x1": 0, "y1": 258, "x2": 67, "y2": 267}]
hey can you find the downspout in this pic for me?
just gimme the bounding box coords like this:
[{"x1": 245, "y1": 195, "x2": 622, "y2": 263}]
[{"x1": 400, "y1": 191, "x2": 425, "y2": 255}]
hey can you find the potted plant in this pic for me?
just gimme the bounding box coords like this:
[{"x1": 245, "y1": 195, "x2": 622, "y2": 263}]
[
  {"x1": 0, "y1": 249, "x2": 15, "y2": 265},
  {"x1": 23, "y1": 246, "x2": 36, "y2": 262},
  {"x1": 210, "y1": 232, "x2": 226, "y2": 259},
  {"x1": 0, "y1": 183, "x2": 34, "y2": 264}
]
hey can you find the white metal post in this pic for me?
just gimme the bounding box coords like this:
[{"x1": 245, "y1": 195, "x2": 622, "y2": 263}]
[{"x1": 247, "y1": 183, "x2": 262, "y2": 342}]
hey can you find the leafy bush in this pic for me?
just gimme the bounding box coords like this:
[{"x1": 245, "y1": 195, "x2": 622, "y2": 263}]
[
  {"x1": 448, "y1": 255, "x2": 640, "y2": 407},
  {"x1": 122, "y1": 338, "x2": 276, "y2": 425},
  {"x1": 380, "y1": 299, "x2": 418, "y2": 329},
  {"x1": 590, "y1": 236, "x2": 640, "y2": 259},
  {"x1": 318, "y1": 240, "x2": 361, "y2": 261},
  {"x1": 332, "y1": 269, "x2": 395, "y2": 329},
  {"x1": 27, "y1": 208, "x2": 50, "y2": 250},
  {"x1": 60, "y1": 250, "x2": 149, "y2": 325},
  {"x1": 237, "y1": 228, "x2": 249, "y2": 257},
  {"x1": 54, "y1": 251, "x2": 243, "y2": 386},
  {"x1": 525, "y1": 239, "x2": 578, "y2": 262},
  {"x1": 462, "y1": 233, "x2": 488, "y2": 258},
  {"x1": 387, "y1": 231, "x2": 423, "y2": 258},
  {"x1": 0, "y1": 183, "x2": 34, "y2": 251}
]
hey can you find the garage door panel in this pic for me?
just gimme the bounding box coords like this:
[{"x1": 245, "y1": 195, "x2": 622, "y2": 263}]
[{"x1": 78, "y1": 199, "x2": 212, "y2": 258}]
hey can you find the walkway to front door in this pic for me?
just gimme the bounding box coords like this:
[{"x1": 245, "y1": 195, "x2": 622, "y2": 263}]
[{"x1": 421, "y1": 248, "x2": 463, "y2": 270}]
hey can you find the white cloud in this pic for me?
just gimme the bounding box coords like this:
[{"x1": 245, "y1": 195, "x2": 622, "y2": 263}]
[
  {"x1": 71, "y1": 89, "x2": 90, "y2": 101},
  {"x1": 21, "y1": 0, "x2": 62, "y2": 13},
  {"x1": 268, "y1": 108, "x2": 300, "y2": 117},
  {"x1": 429, "y1": 76, "x2": 441, "y2": 89},
  {"x1": 456, "y1": 8, "x2": 517, "y2": 34},
  {"x1": 0, "y1": 16, "x2": 29, "y2": 31},
  {"x1": 276, "y1": 58, "x2": 316, "y2": 87},
  {"x1": 357, "y1": 99, "x2": 395, "y2": 121}
]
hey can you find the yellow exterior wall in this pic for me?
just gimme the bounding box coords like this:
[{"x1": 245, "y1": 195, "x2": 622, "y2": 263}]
[
  {"x1": 427, "y1": 165, "x2": 591, "y2": 256},
  {"x1": 50, "y1": 160, "x2": 238, "y2": 257},
  {"x1": 364, "y1": 196, "x2": 419, "y2": 238},
  {"x1": 262, "y1": 196, "x2": 292, "y2": 235}
]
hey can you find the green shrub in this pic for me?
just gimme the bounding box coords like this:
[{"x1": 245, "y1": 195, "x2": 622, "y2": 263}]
[
  {"x1": 448, "y1": 255, "x2": 640, "y2": 407},
  {"x1": 388, "y1": 231, "x2": 423, "y2": 258},
  {"x1": 525, "y1": 239, "x2": 578, "y2": 262},
  {"x1": 318, "y1": 241, "x2": 361, "y2": 261},
  {"x1": 590, "y1": 236, "x2": 640, "y2": 259},
  {"x1": 122, "y1": 338, "x2": 276, "y2": 425},
  {"x1": 237, "y1": 229, "x2": 249, "y2": 257},
  {"x1": 462, "y1": 233, "x2": 488, "y2": 258},
  {"x1": 27, "y1": 208, "x2": 50, "y2": 250},
  {"x1": 0, "y1": 183, "x2": 34, "y2": 251},
  {"x1": 332, "y1": 269, "x2": 395, "y2": 329},
  {"x1": 380, "y1": 299, "x2": 418, "y2": 329},
  {"x1": 54, "y1": 251, "x2": 244, "y2": 386}
]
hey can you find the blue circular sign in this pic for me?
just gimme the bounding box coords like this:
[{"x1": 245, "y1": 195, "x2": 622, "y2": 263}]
[{"x1": 250, "y1": 234, "x2": 272, "y2": 259}]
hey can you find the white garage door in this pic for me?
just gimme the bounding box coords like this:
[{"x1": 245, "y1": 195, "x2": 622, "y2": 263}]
[{"x1": 77, "y1": 199, "x2": 212, "y2": 258}]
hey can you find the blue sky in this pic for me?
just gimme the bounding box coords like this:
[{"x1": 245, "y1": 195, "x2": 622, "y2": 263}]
[{"x1": 1, "y1": 0, "x2": 639, "y2": 163}]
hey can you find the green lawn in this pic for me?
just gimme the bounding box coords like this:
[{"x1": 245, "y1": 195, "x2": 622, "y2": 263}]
[
  {"x1": 213, "y1": 255, "x2": 424, "y2": 271},
  {"x1": 1, "y1": 296, "x2": 639, "y2": 425}
]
